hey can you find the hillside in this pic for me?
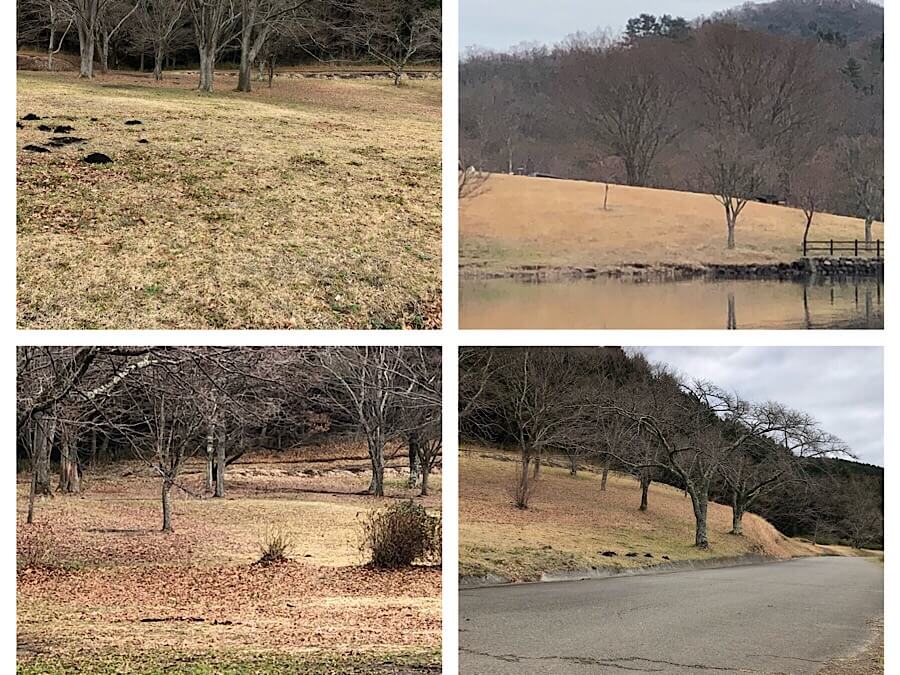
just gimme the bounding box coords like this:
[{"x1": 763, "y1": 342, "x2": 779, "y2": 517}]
[
  {"x1": 715, "y1": 0, "x2": 884, "y2": 41},
  {"x1": 459, "y1": 173, "x2": 884, "y2": 273},
  {"x1": 459, "y1": 449, "x2": 820, "y2": 582}
]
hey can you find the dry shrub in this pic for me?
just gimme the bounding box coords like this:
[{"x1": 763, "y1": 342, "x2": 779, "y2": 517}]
[
  {"x1": 17, "y1": 527, "x2": 52, "y2": 572},
  {"x1": 361, "y1": 500, "x2": 441, "y2": 568},
  {"x1": 255, "y1": 527, "x2": 293, "y2": 566}
]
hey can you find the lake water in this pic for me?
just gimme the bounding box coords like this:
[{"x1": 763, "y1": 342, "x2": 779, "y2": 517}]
[{"x1": 459, "y1": 276, "x2": 884, "y2": 329}]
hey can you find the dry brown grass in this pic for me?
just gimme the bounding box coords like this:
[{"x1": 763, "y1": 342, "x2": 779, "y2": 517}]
[
  {"x1": 16, "y1": 448, "x2": 441, "y2": 669},
  {"x1": 17, "y1": 71, "x2": 441, "y2": 329},
  {"x1": 460, "y1": 173, "x2": 884, "y2": 273},
  {"x1": 459, "y1": 448, "x2": 818, "y2": 581}
]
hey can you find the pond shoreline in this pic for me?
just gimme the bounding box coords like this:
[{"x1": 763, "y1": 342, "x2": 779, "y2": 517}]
[{"x1": 460, "y1": 257, "x2": 884, "y2": 283}]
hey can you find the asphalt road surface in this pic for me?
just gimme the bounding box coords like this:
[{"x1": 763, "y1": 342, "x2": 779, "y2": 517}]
[{"x1": 459, "y1": 557, "x2": 883, "y2": 674}]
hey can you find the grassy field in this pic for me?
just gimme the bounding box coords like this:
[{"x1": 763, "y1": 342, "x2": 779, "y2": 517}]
[
  {"x1": 459, "y1": 447, "x2": 819, "y2": 582},
  {"x1": 17, "y1": 444, "x2": 442, "y2": 673},
  {"x1": 17, "y1": 71, "x2": 441, "y2": 329},
  {"x1": 460, "y1": 173, "x2": 884, "y2": 274}
]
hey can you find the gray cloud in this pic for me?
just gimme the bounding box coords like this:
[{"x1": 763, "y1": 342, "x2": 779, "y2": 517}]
[
  {"x1": 635, "y1": 347, "x2": 883, "y2": 466},
  {"x1": 460, "y1": 0, "x2": 883, "y2": 51}
]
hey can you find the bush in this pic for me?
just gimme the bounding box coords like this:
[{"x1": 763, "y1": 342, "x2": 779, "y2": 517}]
[
  {"x1": 360, "y1": 500, "x2": 441, "y2": 568},
  {"x1": 17, "y1": 527, "x2": 51, "y2": 572},
  {"x1": 255, "y1": 527, "x2": 292, "y2": 566}
]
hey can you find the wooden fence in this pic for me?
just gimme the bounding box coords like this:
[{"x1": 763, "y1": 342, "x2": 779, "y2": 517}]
[{"x1": 803, "y1": 240, "x2": 883, "y2": 257}]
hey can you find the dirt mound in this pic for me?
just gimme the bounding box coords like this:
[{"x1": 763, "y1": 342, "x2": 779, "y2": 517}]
[{"x1": 17, "y1": 53, "x2": 78, "y2": 71}]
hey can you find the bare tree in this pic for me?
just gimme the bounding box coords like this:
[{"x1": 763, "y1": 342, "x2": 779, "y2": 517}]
[
  {"x1": 697, "y1": 132, "x2": 769, "y2": 250},
  {"x1": 133, "y1": 0, "x2": 189, "y2": 80},
  {"x1": 791, "y1": 153, "x2": 837, "y2": 254},
  {"x1": 235, "y1": 0, "x2": 309, "y2": 92},
  {"x1": 561, "y1": 39, "x2": 680, "y2": 187},
  {"x1": 837, "y1": 136, "x2": 883, "y2": 248},
  {"x1": 188, "y1": 0, "x2": 239, "y2": 92},
  {"x1": 344, "y1": 0, "x2": 440, "y2": 86},
  {"x1": 95, "y1": 1, "x2": 139, "y2": 74}
]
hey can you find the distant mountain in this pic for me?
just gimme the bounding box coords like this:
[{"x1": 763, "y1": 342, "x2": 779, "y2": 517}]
[{"x1": 713, "y1": 0, "x2": 884, "y2": 42}]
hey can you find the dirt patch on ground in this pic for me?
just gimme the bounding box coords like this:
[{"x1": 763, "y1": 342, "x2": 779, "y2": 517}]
[
  {"x1": 460, "y1": 173, "x2": 884, "y2": 274},
  {"x1": 459, "y1": 448, "x2": 818, "y2": 581},
  {"x1": 17, "y1": 71, "x2": 441, "y2": 329}
]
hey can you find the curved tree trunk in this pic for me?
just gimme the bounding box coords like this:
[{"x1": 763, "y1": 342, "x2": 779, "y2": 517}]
[
  {"x1": 690, "y1": 490, "x2": 710, "y2": 549},
  {"x1": 639, "y1": 473, "x2": 651, "y2": 511}
]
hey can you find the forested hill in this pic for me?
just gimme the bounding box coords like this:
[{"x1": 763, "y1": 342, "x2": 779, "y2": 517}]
[{"x1": 713, "y1": 0, "x2": 883, "y2": 42}]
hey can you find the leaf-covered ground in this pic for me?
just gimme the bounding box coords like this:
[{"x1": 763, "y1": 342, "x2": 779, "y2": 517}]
[
  {"x1": 17, "y1": 445, "x2": 442, "y2": 671},
  {"x1": 17, "y1": 71, "x2": 441, "y2": 329},
  {"x1": 459, "y1": 447, "x2": 818, "y2": 581}
]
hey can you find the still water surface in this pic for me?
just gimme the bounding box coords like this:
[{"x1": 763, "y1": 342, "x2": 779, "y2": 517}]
[{"x1": 460, "y1": 276, "x2": 883, "y2": 329}]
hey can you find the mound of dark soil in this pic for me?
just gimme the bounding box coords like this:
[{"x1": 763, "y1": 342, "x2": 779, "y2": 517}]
[
  {"x1": 47, "y1": 137, "x2": 87, "y2": 147},
  {"x1": 138, "y1": 139, "x2": 149, "y2": 144},
  {"x1": 37, "y1": 124, "x2": 52, "y2": 132},
  {"x1": 125, "y1": 120, "x2": 143, "y2": 125},
  {"x1": 83, "y1": 152, "x2": 113, "y2": 164},
  {"x1": 21, "y1": 114, "x2": 41, "y2": 121},
  {"x1": 23, "y1": 145, "x2": 49, "y2": 153},
  {"x1": 54, "y1": 125, "x2": 74, "y2": 134}
]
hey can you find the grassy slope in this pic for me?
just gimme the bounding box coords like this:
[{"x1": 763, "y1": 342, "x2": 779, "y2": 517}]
[
  {"x1": 17, "y1": 446, "x2": 442, "y2": 671},
  {"x1": 459, "y1": 449, "x2": 819, "y2": 582},
  {"x1": 17, "y1": 72, "x2": 441, "y2": 329},
  {"x1": 460, "y1": 173, "x2": 884, "y2": 272}
]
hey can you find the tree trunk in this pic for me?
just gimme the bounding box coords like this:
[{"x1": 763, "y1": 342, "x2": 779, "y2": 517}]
[
  {"x1": 569, "y1": 455, "x2": 578, "y2": 476},
  {"x1": 532, "y1": 450, "x2": 542, "y2": 480},
  {"x1": 237, "y1": 44, "x2": 252, "y2": 92},
  {"x1": 32, "y1": 411, "x2": 55, "y2": 496},
  {"x1": 419, "y1": 466, "x2": 429, "y2": 497},
  {"x1": 731, "y1": 493, "x2": 745, "y2": 535},
  {"x1": 803, "y1": 212, "x2": 813, "y2": 254},
  {"x1": 99, "y1": 34, "x2": 110, "y2": 74},
  {"x1": 639, "y1": 473, "x2": 651, "y2": 511},
  {"x1": 865, "y1": 216, "x2": 873, "y2": 247},
  {"x1": 27, "y1": 470, "x2": 38, "y2": 525},
  {"x1": 139, "y1": 51, "x2": 145, "y2": 72},
  {"x1": 726, "y1": 209, "x2": 736, "y2": 250},
  {"x1": 77, "y1": 21, "x2": 95, "y2": 79},
  {"x1": 407, "y1": 433, "x2": 420, "y2": 488},
  {"x1": 214, "y1": 432, "x2": 225, "y2": 497},
  {"x1": 368, "y1": 433, "x2": 385, "y2": 497},
  {"x1": 153, "y1": 47, "x2": 164, "y2": 81},
  {"x1": 205, "y1": 432, "x2": 214, "y2": 491},
  {"x1": 198, "y1": 46, "x2": 215, "y2": 92},
  {"x1": 161, "y1": 479, "x2": 173, "y2": 532},
  {"x1": 690, "y1": 490, "x2": 710, "y2": 549},
  {"x1": 600, "y1": 458, "x2": 609, "y2": 492},
  {"x1": 58, "y1": 428, "x2": 81, "y2": 494}
]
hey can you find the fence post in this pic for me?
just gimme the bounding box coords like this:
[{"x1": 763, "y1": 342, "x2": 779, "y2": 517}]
[
  {"x1": 878, "y1": 240, "x2": 881, "y2": 258},
  {"x1": 855, "y1": 240, "x2": 859, "y2": 256},
  {"x1": 803, "y1": 239, "x2": 807, "y2": 256},
  {"x1": 830, "y1": 239, "x2": 834, "y2": 256}
]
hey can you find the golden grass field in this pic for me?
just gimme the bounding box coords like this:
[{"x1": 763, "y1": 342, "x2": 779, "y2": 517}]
[
  {"x1": 17, "y1": 70, "x2": 441, "y2": 329},
  {"x1": 17, "y1": 444, "x2": 442, "y2": 674},
  {"x1": 459, "y1": 448, "x2": 821, "y2": 582},
  {"x1": 460, "y1": 173, "x2": 884, "y2": 273}
]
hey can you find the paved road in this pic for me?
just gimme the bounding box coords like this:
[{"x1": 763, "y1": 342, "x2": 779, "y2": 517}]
[{"x1": 459, "y1": 557, "x2": 883, "y2": 674}]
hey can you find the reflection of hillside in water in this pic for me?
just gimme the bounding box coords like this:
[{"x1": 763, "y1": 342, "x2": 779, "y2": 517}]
[{"x1": 459, "y1": 276, "x2": 884, "y2": 330}]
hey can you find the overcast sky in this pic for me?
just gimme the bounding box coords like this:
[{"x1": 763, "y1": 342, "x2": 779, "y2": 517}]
[
  {"x1": 635, "y1": 347, "x2": 883, "y2": 466},
  {"x1": 460, "y1": 0, "x2": 885, "y2": 51}
]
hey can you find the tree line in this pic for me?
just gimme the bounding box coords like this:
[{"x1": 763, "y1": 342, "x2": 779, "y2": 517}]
[
  {"x1": 460, "y1": 13, "x2": 883, "y2": 250},
  {"x1": 459, "y1": 347, "x2": 883, "y2": 551},
  {"x1": 17, "y1": 0, "x2": 442, "y2": 89},
  {"x1": 17, "y1": 346, "x2": 441, "y2": 532}
]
